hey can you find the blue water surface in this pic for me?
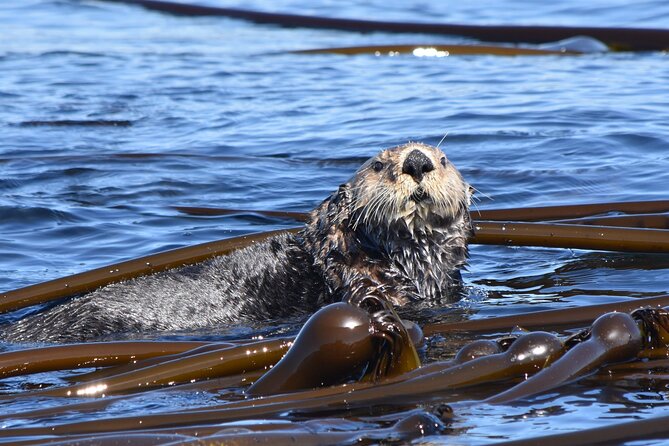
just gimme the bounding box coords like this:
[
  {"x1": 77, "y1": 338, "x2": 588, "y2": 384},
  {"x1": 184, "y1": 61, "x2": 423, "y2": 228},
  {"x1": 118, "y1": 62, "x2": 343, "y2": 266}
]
[{"x1": 1, "y1": 0, "x2": 669, "y2": 443}]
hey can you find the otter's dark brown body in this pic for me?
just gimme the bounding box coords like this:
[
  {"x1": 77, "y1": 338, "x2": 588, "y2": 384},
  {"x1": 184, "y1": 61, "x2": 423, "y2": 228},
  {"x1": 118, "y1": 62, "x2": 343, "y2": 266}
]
[{"x1": 3, "y1": 143, "x2": 471, "y2": 343}]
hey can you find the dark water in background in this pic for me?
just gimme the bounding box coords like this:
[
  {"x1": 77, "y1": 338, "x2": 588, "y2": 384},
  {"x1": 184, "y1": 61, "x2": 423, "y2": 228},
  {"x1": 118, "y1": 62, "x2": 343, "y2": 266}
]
[{"x1": 1, "y1": 0, "x2": 669, "y2": 442}]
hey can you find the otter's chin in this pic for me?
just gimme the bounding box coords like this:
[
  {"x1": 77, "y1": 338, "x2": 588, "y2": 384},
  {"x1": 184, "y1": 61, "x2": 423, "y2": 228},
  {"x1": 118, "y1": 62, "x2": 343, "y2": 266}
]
[
  {"x1": 393, "y1": 200, "x2": 435, "y2": 230},
  {"x1": 409, "y1": 187, "x2": 429, "y2": 203}
]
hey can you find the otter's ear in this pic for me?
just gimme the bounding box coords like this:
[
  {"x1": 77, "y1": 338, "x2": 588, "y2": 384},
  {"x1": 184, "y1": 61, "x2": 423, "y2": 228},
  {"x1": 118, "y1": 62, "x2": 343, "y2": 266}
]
[
  {"x1": 330, "y1": 184, "x2": 351, "y2": 207},
  {"x1": 326, "y1": 184, "x2": 348, "y2": 206},
  {"x1": 316, "y1": 184, "x2": 347, "y2": 208},
  {"x1": 326, "y1": 184, "x2": 352, "y2": 223},
  {"x1": 336, "y1": 184, "x2": 349, "y2": 196}
]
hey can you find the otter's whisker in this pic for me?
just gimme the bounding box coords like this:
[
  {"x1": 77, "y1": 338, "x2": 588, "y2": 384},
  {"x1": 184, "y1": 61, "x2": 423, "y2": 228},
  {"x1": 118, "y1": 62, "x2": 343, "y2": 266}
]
[
  {"x1": 470, "y1": 185, "x2": 493, "y2": 202},
  {"x1": 364, "y1": 187, "x2": 389, "y2": 229},
  {"x1": 436, "y1": 131, "x2": 449, "y2": 149},
  {"x1": 352, "y1": 184, "x2": 383, "y2": 230}
]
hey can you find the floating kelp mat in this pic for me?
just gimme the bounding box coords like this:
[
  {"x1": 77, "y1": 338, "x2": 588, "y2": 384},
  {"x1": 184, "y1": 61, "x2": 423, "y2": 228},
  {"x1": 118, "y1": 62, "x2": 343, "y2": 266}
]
[{"x1": 1, "y1": 201, "x2": 669, "y2": 444}]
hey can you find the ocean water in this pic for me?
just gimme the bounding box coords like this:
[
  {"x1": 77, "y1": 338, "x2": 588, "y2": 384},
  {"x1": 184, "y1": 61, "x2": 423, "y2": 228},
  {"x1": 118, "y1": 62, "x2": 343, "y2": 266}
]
[{"x1": 1, "y1": 0, "x2": 669, "y2": 443}]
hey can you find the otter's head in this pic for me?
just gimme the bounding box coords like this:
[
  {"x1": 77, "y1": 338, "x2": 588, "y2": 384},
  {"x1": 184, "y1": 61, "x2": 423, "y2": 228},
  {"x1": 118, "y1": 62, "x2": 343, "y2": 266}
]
[{"x1": 349, "y1": 142, "x2": 470, "y2": 234}]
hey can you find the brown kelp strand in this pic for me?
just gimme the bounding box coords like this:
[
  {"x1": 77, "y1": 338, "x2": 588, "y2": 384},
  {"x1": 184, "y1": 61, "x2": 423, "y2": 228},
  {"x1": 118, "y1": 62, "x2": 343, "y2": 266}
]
[
  {"x1": 290, "y1": 44, "x2": 577, "y2": 56},
  {"x1": 423, "y1": 294, "x2": 669, "y2": 335},
  {"x1": 0, "y1": 371, "x2": 263, "y2": 425},
  {"x1": 5, "y1": 423, "x2": 291, "y2": 446},
  {"x1": 555, "y1": 213, "x2": 669, "y2": 230},
  {"x1": 638, "y1": 348, "x2": 669, "y2": 360},
  {"x1": 386, "y1": 332, "x2": 562, "y2": 396},
  {"x1": 604, "y1": 358, "x2": 669, "y2": 372},
  {"x1": 172, "y1": 206, "x2": 309, "y2": 222},
  {"x1": 67, "y1": 342, "x2": 235, "y2": 383},
  {"x1": 4, "y1": 425, "x2": 289, "y2": 446},
  {"x1": 13, "y1": 433, "x2": 192, "y2": 446},
  {"x1": 0, "y1": 229, "x2": 298, "y2": 315},
  {"x1": 453, "y1": 339, "x2": 505, "y2": 362},
  {"x1": 6, "y1": 412, "x2": 443, "y2": 446},
  {"x1": 484, "y1": 312, "x2": 643, "y2": 404},
  {"x1": 473, "y1": 221, "x2": 669, "y2": 253},
  {"x1": 589, "y1": 368, "x2": 669, "y2": 383},
  {"x1": 474, "y1": 200, "x2": 669, "y2": 221},
  {"x1": 173, "y1": 200, "x2": 669, "y2": 223},
  {"x1": 0, "y1": 332, "x2": 564, "y2": 437},
  {"x1": 0, "y1": 391, "x2": 373, "y2": 437},
  {"x1": 0, "y1": 341, "x2": 208, "y2": 379},
  {"x1": 164, "y1": 412, "x2": 443, "y2": 446},
  {"x1": 386, "y1": 337, "x2": 511, "y2": 383},
  {"x1": 2, "y1": 338, "x2": 290, "y2": 399},
  {"x1": 492, "y1": 411, "x2": 669, "y2": 446},
  {"x1": 97, "y1": 0, "x2": 669, "y2": 51}
]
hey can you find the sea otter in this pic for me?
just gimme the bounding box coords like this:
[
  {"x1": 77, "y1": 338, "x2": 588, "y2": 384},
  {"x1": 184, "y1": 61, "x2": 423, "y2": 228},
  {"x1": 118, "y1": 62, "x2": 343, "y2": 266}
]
[{"x1": 3, "y1": 142, "x2": 471, "y2": 343}]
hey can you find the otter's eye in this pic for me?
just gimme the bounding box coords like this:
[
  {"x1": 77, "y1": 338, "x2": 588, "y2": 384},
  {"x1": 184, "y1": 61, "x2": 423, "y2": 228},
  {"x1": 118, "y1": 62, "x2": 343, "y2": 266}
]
[
  {"x1": 372, "y1": 161, "x2": 384, "y2": 172},
  {"x1": 440, "y1": 156, "x2": 447, "y2": 167}
]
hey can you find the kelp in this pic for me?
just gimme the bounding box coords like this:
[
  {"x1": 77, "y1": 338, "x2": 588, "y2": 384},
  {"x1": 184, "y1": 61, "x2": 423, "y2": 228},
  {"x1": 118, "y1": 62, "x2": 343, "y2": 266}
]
[
  {"x1": 423, "y1": 294, "x2": 669, "y2": 335},
  {"x1": 2, "y1": 307, "x2": 668, "y2": 441},
  {"x1": 97, "y1": 0, "x2": 669, "y2": 51},
  {"x1": 2, "y1": 200, "x2": 669, "y2": 443},
  {"x1": 247, "y1": 302, "x2": 420, "y2": 396},
  {"x1": 1, "y1": 338, "x2": 290, "y2": 399},
  {"x1": 174, "y1": 200, "x2": 669, "y2": 254},
  {"x1": 173, "y1": 199, "x2": 669, "y2": 222},
  {"x1": 1, "y1": 308, "x2": 669, "y2": 442},
  {"x1": 484, "y1": 312, "x2": 642, "y2": 404},
  {"x1": 475, "y1": 200, "x2": 669, "y2": 221},
  {"x1": 0, "y1": 372, "x2": 263, "y2": 424},
  {"x1": 66, "y1": 342, "x2": 236, "y2": 383},
  {"x1": 0, "y1": 229, "x2": 297, "y2": 314},
  {"x1": 493, "y1": 411, "x2": 669, "y2": 446},
  {"x1": 4, "y1": 411, "x2": 445, "y2": 446},
  {"x1": 0, "y1": 341, "x2": 208, "y2": 379}
]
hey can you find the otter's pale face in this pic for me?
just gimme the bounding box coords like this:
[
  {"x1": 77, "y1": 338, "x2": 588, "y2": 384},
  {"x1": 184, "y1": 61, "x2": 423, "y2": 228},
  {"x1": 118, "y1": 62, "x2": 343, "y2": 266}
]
[{"x1": 350, "y1": 142, "x2": 470, "y2": 231}]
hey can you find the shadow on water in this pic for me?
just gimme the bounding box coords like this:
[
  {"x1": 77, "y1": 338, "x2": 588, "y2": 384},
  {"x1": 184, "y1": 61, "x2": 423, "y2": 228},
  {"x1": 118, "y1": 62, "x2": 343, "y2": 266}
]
[{"x1": 17, "y1": 120, "x2": 133, "y2": 127}]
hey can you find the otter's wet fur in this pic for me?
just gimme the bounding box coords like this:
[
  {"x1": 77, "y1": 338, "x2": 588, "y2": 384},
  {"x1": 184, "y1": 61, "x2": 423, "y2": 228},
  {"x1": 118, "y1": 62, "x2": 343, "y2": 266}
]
[{"x1": 3, "y1": 143, "x2": 471, "y2": 343}]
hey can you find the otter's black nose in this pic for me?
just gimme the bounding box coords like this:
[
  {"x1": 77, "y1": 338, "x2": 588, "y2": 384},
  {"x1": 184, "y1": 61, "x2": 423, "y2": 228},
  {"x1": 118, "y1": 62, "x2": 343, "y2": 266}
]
[{"x1": 402, "y1": 149, "x2": 434, "y2": 182}]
